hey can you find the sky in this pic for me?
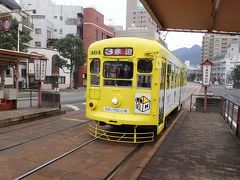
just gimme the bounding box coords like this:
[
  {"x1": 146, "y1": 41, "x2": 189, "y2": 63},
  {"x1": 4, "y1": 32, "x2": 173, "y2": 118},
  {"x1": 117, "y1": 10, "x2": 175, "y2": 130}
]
[{"x1": 16, "y1": 0, "x2": 204, "y2": 51}]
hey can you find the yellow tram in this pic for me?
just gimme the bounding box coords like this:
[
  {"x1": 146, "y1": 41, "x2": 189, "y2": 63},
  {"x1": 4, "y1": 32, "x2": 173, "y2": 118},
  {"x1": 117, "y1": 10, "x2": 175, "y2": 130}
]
[{"x1": 86, "y1": 37, "x2": 187, "y2": 143}]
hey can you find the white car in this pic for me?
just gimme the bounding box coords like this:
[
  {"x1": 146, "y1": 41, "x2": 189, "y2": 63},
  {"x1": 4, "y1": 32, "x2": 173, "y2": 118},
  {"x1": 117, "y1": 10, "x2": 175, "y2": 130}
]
[
  {"x1": 225, "y1": 83, "x2": 233, "y2": 90},
  {"x1": 214, "y1": 81, "x2": 219, "y2": 85}
]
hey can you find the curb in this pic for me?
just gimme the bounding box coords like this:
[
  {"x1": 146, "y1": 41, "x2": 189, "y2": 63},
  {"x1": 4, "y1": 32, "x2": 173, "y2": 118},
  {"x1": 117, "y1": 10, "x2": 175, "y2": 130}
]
[
  {"x1": 112, "y1": 111, "x2": 185, "y2": 180},
  {"x1": 130, "y1": 111, "x2": 184, "y2": 180},
  {"x1": 0, "y1": 109, "x2": 65, "y2": 127}
]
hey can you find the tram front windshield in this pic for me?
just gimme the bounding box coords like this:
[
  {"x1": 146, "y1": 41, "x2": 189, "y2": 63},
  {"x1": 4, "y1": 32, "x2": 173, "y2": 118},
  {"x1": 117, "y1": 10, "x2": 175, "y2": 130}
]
[{"x1": 103, "y1": 61, "x2": 133, "y2": 87}]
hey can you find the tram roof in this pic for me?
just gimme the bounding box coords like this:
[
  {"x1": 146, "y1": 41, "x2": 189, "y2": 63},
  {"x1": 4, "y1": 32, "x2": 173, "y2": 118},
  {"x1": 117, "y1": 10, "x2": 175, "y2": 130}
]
[
  {"x1": 90, "y1": 37, "x2": 164, "y2": 49},
  {"x1": 140, "y1": 0, "x2": 240, "y2": 34}
]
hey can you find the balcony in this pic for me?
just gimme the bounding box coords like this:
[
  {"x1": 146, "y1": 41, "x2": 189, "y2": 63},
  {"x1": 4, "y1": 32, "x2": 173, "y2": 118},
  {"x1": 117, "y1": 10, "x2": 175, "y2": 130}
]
[{"x1": 22, "y1": 18, "x2": 34, "y2": 30}]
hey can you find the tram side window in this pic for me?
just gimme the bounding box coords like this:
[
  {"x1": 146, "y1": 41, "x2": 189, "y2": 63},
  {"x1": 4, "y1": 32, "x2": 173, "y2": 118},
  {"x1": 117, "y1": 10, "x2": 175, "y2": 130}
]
[
  {"x1": 137, "y1": 75, "x2": 152, "y2": 88},
  {"x1": 90, "y1": 58, "x2": 100, "y2": 86},
  {"x1": 160, "y1": 62, "x2": 166, "y2": 90},
  {"x1": 137, "y1": 59, "x2": 152, "y2": 73},
  {"x1": 167, "y1": 64, "x2": 171, "y2": 89},
  {"x1": 175, "y1": 67, "x2": 179, "y2": 87},
  {"x1": 90, "y1": 58, "x2": 100, "y2": 73},
  {"x1": 137, "y1": 59, "x2": 152, "y2": 89}
]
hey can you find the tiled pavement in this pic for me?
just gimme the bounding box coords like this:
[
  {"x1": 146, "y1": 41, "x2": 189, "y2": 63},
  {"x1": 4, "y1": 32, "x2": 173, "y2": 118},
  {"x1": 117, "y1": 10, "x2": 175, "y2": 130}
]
[{"x1": 139, "y1": 112, "x2": 240, "y2": 180}]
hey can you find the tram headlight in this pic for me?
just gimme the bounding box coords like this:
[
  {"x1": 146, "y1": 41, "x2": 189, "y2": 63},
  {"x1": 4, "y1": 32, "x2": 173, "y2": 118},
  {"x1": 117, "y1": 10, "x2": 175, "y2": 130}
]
[
  {"x1": 112, "y1": 97, "x2": 118, "y2": 105},
  {"x1": 89, "y1": 101, "x2": 96, "y2": 110}
]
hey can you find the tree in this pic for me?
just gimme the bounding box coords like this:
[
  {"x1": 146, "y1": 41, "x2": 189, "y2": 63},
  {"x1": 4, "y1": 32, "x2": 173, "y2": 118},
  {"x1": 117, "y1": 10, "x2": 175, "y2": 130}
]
[
  {"x1": 231, "y1": 65, "x2": 240, "y2": 88},
  {"x1": 0, "y1": 18, "x2": 32, "y2": 52},
  {"x1": 53, "y1": 34, "x2": 85, "y2": 89}
]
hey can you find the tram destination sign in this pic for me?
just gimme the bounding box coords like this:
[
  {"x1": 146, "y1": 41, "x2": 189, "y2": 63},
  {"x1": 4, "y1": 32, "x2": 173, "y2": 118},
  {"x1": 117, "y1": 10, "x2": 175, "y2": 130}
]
[{"x1": 104, "y1": 48, "x2": 133, "y2": 56}]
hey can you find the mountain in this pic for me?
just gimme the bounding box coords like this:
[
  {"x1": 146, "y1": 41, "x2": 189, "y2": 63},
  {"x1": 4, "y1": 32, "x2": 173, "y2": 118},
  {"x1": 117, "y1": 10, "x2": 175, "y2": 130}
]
[{"x1": 172, "y1": 44, "x2": 202, "y2": 66}]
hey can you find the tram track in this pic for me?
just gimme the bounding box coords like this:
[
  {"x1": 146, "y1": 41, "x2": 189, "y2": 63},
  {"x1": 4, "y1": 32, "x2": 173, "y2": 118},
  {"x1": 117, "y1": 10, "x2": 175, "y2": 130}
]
[
  {"x1": 0, "y1": 111, "x2": 86, "y2": 135},
  {"x1": 14, "y1": 137, "x2": 99, "y2": 180},
  {"x1": 104, "y1": 143, "x2": 144, "y2": 180},
  {"x1": 0, "y1": 120, "x2": 90, "y2": 152}
]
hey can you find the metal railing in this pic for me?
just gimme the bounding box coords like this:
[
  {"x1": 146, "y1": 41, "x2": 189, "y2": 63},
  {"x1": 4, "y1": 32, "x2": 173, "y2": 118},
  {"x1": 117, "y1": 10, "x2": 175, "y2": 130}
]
[
  {"x1": 220, "y1": 97, "x2": 240, "y2": 138},
  {"x1": 18, "y1": 89, "x2": 38, "y2": 108},
  {"x1": 189, "y1": 94, "x2": 240, "y2": 139}
]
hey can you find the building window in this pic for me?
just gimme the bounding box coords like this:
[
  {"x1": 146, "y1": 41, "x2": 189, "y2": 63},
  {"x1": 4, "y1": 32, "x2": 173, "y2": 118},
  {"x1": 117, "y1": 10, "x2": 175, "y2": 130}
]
[
  {"x1": 35, "y1": 28, "x2": 41, "y2": 34},
  {"x1": 6, "y1": 69, "x2": 11, "y2": 77},
  {"x1": 60, "y1": 16, "x2": 63, "y2": 21},
  {"x1": 35, "y1": 41, "x2": 41, "y2": 47},
  {"x1": 102, "y1": 33, "x2": 104, "y2": 39},
  {"x1": 96, "y1": 30, "x2": 98, "y2": 40},
  {"x1": 54, "y1": 16, "x2": 57, "y2": 19},
  {"x1": 21, "y1": 69, "x2": 26, "y2": 78},
  {"x1": 54, "y1": 29, "x2": 57, "y2": 32},
  {"x1": 59, "y1": 28, "x2": 63, "y2": 34},
  {"x1": 46, "y1": 76, "x2": 52, "y2": 84},
  {"x1": 58, "y1": 76, "x2": 65, "y2": 84}
]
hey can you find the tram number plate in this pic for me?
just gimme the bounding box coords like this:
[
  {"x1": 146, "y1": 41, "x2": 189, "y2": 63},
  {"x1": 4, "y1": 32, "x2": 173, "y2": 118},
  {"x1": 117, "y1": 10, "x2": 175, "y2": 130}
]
[{"x1": 104, "y1": 107, "x2": 129, "y2": 114}]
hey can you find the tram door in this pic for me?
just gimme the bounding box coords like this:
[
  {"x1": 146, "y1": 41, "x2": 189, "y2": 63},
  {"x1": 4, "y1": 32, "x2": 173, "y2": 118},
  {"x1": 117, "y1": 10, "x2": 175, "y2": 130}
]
[
  {"x1": 159, "y1": 60, "x2": 166, "y2": 125},
  {"x1": 179, "y1": 69, "x2": 183, "y2": 105}
]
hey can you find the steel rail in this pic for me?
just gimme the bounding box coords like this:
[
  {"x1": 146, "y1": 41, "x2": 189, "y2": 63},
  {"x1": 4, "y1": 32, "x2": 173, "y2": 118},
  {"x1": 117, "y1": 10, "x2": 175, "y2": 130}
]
[
  {"x1": 104, "y1": 144, "x2": 144, "y2": 180},
  {"x1": 15, "y1": 138, "x2": 98, "y2": 180},
  {"x1": 0, "y1": 120, "x2": 89, "y2": 152},
  {"x1": 0, "y1": 112, "x2": 85, "y2": 135}
]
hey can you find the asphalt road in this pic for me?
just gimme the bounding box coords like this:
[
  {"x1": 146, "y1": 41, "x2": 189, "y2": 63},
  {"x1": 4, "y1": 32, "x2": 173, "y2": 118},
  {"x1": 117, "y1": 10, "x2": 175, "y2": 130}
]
[
  {"x1": 17, "y1": 83, "x2": 200, "y2": 111},
  {"x1": 17, "y1": 89, "x2": 86, "y2": 111},
  {"x1": 202, "y1": 84, "x2": 240, "y2": 105}
]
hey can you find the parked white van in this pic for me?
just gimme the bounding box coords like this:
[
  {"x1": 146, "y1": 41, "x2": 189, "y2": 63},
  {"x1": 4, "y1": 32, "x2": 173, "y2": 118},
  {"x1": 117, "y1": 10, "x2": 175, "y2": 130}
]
[{"x1": 225, "y1": 83, "x2": 233, "y2": 90}]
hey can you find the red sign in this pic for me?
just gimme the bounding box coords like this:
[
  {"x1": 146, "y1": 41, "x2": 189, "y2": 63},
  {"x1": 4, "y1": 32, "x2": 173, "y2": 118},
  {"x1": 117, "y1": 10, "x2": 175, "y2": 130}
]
[
  {"x1": 2, "y1": 18, "x2": 12, "y2": 31},
  {"x1": 104, "y1": 48, "x2": 133, "y2": 56}
]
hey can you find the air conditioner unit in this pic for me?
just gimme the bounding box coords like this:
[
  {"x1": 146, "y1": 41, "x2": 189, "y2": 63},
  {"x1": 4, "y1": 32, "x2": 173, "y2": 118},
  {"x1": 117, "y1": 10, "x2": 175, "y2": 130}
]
[
  {"x1": 0, "y1": 90, "x2": 3, "y2": 99},
  {"x1": 4, "y1": 88, "x2": 17, "y2": 100}
]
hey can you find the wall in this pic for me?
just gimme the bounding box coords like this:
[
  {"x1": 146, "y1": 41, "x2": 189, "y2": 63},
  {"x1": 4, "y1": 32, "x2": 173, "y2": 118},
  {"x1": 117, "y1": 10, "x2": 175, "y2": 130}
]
[{"x1": 78, "y1": 8, "x2": 115, "y2": 87}]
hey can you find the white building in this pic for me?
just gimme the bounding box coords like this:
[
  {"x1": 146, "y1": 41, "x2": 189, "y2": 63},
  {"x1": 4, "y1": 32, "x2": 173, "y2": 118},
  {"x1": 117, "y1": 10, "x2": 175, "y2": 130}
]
[
  {"x1": 28, "y1": 48, "x2": 70, "y2": 89},
  {"x1": 202, "y1": 34, "x2": 239, "y2": 61},
  {"x1": 19, "y1": 0, "x2": 83, "y2": 48},
  {"x1": 212, "y1": 40, "x2": 240, "y2": 84}
]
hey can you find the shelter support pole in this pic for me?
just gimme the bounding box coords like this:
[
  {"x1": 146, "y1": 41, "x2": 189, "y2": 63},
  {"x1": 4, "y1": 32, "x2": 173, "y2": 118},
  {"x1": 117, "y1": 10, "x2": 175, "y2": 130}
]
[
  {"x1": 204, "y1": 86, "x2": 207, "y2": 113},
  {"x1": 15, "y1": 61, "x2": 19, "y2": 109},
  {"x1": 38, "y1": 81, "x2": 42, "y2": 108}
]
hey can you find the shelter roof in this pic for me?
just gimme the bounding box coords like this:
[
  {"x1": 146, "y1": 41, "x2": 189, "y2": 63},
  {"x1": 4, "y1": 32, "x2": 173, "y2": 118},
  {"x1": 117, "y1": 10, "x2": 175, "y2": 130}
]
[
  {"x1": 0, "y1": 48, "x2": 47, "y2": 66},
  {"x1": 0, "y1": 0, "x2": 21, "y2": 10},
  {"x1": 140, "y1": 0, "x2": 240, "y2": 34}
]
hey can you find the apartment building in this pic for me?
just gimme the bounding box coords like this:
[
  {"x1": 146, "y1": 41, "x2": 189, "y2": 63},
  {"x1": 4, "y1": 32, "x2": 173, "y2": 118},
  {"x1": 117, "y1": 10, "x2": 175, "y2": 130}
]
[
  {"x1": 202, "y1": 34, "x2": 239, "y2": 62},
  {"x1": 202, "y1": 34, "x2": 240, "y2": 83},
  {"x1": 116, "y1": 0, "x2": 163, "y2": 43},
  {"x1": 19, "y1": 0, "x2": 83, "y2": 48},
  {"x1": 212, "y1": 41, "x2": 240, "y2": 83}
]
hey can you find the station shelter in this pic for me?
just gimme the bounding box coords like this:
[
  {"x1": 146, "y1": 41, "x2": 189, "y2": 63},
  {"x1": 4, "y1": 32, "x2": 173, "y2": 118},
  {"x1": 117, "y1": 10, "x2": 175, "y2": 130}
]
[{"x1": 0, "y1": 48, "x2": 47, "y2": 110}]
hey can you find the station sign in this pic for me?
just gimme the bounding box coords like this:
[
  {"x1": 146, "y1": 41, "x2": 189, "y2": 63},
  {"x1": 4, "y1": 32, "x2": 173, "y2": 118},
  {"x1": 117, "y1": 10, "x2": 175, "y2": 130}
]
[
  {"x1": 34, "y1": 59, "x2": 47, "y2": 81},
  {"x1": 0, "y1": 18, "x2": 12, "y2": 31},
  {"x1": 104, "y1": 48, "x2": 133, "y2": 56},
  {"x1": 202, "y1": 65, "x2": 211, "y2": 86},
  {"x1": 201, "y1": 59, "x2": 214, "y2": 86}
]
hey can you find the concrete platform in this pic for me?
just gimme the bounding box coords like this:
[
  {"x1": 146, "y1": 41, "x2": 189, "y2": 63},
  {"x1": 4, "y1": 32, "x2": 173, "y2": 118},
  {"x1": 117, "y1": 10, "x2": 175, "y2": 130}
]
[
  {"x1": 139, "y1": 112, "x2": 240, "y2": 180},
  {"x1": 0, "y1": 108, "x2": 65, "y2": 127}
]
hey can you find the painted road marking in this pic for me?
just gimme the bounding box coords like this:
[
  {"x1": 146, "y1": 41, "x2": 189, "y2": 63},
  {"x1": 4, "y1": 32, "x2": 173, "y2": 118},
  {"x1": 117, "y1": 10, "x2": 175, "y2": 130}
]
[
  {"x1": 62, "y1": 118, "x2": 87, "y2": 122},
  {"x1": 62, "y1": 104, "x2": 80, "y2": 111}
]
